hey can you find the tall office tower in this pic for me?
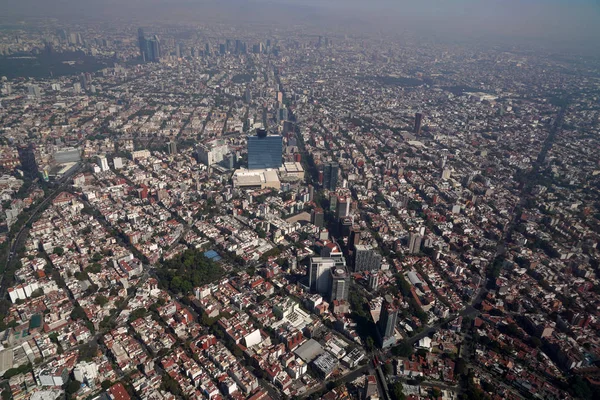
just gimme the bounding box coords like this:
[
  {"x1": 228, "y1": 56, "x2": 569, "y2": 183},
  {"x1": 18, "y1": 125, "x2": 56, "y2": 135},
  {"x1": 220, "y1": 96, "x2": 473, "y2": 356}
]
[
  {"x1": 408, "y1": 232, "x2": 422, "y2": 254},
  {"x1": 245, "y1": 88, "x2": 252, "y2": 104},
  {"x1": 336, "y1": 196, "x2": 350, "y2": 219},
  {"x1": 322, "y1": 162, "x2": 339, "y2": 191},
  {"x1": 330, "y1": 266, "x2": 350, "y2": 302},
  {"x1": 247, "y1": 129, "x2": 282, "y2": 170},
  {"x1": 168, "y1": 141, "x2": 177, "y2": 155},
  {"x1": 353, "y1": 244, "x2": 382, "y2": 272},
  {"x1": 377, "y1": 296, "x2": 399, "y2": 348},
  {"x1": 96, "y1": 155, "x2": 109, "y2": 172},
  {"x1": 349, "y1": 228, "x2": 361, "y2": 250},
  {"x1": 308, "y1": 256, "x2": 346, "y2": 296},
  {"x1": 414, "y1": 112, "x2": 424, "y2": 135},
  {"x1": 368, "y1": 273, "x2": 380, "y2": 291},
  {"x1": 18, "y1": 145, "x2": 39, "y2": 177},
  {"x1": 311, "y1": 207, "x2": 324, "y2": 228},
  {"x1": 308, "y1": 184, "x2": 314, "y2": 202},
  {"x1": 146, "y1": 36, "x2": 161, "y2": 62},
  {"x1": 138, "y1": 28, "x2": 147, "y2": 60}
]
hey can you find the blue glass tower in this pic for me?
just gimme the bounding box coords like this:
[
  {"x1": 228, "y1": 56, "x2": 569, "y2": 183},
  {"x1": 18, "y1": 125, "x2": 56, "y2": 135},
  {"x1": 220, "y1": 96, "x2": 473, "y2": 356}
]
[{"x1": 247, "y1": 129, "x2": 283, "y2": 170}]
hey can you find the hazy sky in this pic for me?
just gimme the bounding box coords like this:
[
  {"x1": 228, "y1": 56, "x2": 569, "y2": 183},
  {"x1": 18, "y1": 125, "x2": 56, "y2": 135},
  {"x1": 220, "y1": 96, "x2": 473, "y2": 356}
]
[{"x1": 3, "y1": 0, "x2": 599, "y2": 52}]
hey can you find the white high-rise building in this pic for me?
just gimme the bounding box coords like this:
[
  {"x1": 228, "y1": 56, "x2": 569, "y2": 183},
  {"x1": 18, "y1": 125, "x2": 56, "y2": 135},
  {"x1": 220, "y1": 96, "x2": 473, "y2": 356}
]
[
  {"x1": 197, "y1": 140, "x2": 229, "y2": 167},
  {"x1": 113, "y1": 157, "x2": 124, "y2": 169},
  {"x1": 96, "y1": 155, "x2": 109, "y2": 172}
]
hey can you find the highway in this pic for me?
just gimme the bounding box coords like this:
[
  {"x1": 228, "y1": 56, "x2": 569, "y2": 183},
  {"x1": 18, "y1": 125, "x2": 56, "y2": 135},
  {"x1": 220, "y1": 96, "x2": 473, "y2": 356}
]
[{"x1": 0, "y1": 163, "x2": 83, "y2": 299}]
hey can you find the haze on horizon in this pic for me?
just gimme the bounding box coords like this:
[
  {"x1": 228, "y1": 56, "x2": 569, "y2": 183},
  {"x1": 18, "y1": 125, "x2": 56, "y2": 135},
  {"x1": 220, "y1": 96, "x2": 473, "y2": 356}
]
[{"x1": 2, "y1": 0, "x2": 600, "y2": 54}]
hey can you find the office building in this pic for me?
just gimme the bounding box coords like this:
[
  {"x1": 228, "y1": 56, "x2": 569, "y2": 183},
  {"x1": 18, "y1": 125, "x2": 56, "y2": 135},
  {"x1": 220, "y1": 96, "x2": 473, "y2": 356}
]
[
  {"x1": 336, "y1": 196, "x2": 350, "y2": 219},
  {"x1": 113, "y1": 157, "x2": 124, "y2": 170},
  {"x1": 349, "y1": 228, "x2": 361, "y2": 250},
  {"x1": 138, "y1": 28, "x2": 161, "y2": 62},
  {"x1": 442, "y1": 168, "x2": 452, "y2": 180},
  {"x1": 27, "y1": 84, "x2": 42, "y2": 98},
  {"x1": 168, "y1": 141, "x2": 177, "y2": 155},
  {"x1": 311, "y1": 208, "x2": 324, "y2": 228},
  {"x1": 322, "y1": 162, "x2": 339, "y2": 191},
  {"x1": 353, "y1": 245, "x2": 382, "y2": 272},
  {"x1": 377, "y1": 296, "x2": 398, "y2": 348},
  {"x1": 197, "y1": 140, "x2": 229, "y2": 167},
  {"x1": 18, "y1": 145, "x2": 39, "y2": 177},
  {"x1": 308, "y1": 256, "x2": 346, "y2": 296},
  {"x1": 97, "y1": 155, "x2": 109, "y2": 172},
  {"x1": 330, "y1": 266, "x2": 350, "y2": 302},
  {"x1": 368, "y1": 273, "x2": 380, "y2": 291},
  {"x1": 414, "y1": 112, "x2": 424, "y2": 135},
  {"x1": 247, "y1": 129, "x2": 282, "y2": 170},
  {"x1": 408, "y1": 232, "x2": 422, "y2": 254}
]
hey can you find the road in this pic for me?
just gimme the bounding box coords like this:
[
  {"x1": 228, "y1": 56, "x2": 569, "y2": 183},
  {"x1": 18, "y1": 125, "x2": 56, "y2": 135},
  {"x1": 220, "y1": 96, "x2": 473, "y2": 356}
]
[{"x1": 0, "y1": 163, "x2": 83, "y2": 298}]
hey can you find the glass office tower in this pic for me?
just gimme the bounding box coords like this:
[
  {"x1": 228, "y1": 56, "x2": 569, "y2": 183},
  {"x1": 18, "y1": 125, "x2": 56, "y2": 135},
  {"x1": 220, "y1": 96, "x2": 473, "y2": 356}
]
[{"x1": 247, "y1": 129, "x2": 283, "y2": 170}]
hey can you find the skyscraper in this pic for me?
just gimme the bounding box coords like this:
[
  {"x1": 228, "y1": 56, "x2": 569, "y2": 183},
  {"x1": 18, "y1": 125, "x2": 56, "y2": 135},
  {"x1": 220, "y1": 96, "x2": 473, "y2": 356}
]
[
  {"x1": 330, "y1": 266, "x2": 350, "y2": 302},
  {"x1": 311, "y1": 208, "x2": 324, "y2": 228},
  {"x1": 138, "y1": 29, "x2": 161, "y2": 62},
  {"x1": 168, "y1": 141, "x2": 177, "y2": 155},
  {"x1": 377, "y1": 296, "x2": 398, "y2": 348},
  {"x1": 247, "y1": 129, "x2": 282, "y2": 170},
  {"x1": 322, "y1": 162, "x2": 339, "y2": 191},
  {"x1": 414, "y1": 112, "x2": 424, "y2": 135},
  {"x1": 138, "y1": 28, "x2": 146, "y2": 60},
  {"x1": 408, "y1": 232, "x2": 422, "y2": 254},
  {"x1": 18, "y1": 145, "x2": 39, "y2": 177}
]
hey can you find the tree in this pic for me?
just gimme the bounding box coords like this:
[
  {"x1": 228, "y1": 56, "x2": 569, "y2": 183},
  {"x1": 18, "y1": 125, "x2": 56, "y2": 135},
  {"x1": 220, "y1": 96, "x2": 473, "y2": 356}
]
[
  {"x1": 65, "y1": 380, "x2": 81, "y2": 395},
  {"x1": 95, "y1": 295, "x2": 108, "y2": 307},
  {"x1": 384, "y1": 362, "x2": 394, "y2": 375},
  {"x1": 53, "y1": 247, "x2": 65, "y2": 256},
  {"x1": 70, "y1": 306, "x2": 86, "y2": 321},
  {"x1": 392, "y1": 341, "x2": 413, "y2": 358},
  {"x1": 389, "y1": 382, "x2": 405, "y2": 400}
]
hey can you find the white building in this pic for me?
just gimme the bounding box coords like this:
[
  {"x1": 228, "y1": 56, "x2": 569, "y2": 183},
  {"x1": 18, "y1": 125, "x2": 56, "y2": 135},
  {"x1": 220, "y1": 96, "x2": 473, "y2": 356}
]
[
  {"x1": 96, "y1": 155, "x2": 109, "y2": 172},
  {"x1": 197, "y1": 140, "x2": 229, "y2": 166},
  {"x1": 113, "y1": 157, "x2": 124, "y2": 169}
]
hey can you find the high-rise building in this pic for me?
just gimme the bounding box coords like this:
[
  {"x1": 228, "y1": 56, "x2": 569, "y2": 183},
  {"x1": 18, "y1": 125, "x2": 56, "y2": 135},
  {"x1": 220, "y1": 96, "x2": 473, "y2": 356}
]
[
  {"x1": 27, "y1": 85, "x2": 41, "y2": 98},
  {"x1": 330, "y1": 266, "x2": 350, "y2": 302},
  {"x1": 336, "y1": 196, "x2": 350, "y2": 219},
  {"x1": 138, "y1": 28, "x2": 161, "y2": 62},
  {"x1": 197, "y1": 140, "x2": 229, "y2": 167},
  {"x1": 311, "y1": 208, "x2": 324, "y2": 228},
  {"x1": 414, "y1": 112, "x2": 424, "y2": 135},
  {"x1": 308, "y1": 256, "x2": 346, "y2": 296},
  {"x1": 368, "y1": 273, "x2": 380, "y2": 291},
  {"x1": 113, "y1": 157, "x2": 124, "y2": 169},
  {"x1": 408, "y1": 232, "x2": 422, "y2": 254},
  {"x1": 322, "y1": 162, "x2": 339, "y2": 191},
  {"x1": 168, "y1": 141, "x2": 177, "y2": 155},
  {"x1": 96, "y1": 155, "x2": 109, "y2": 172},
  {"x1": 353, "y1": 244, "x2": 382, "y2": 272},
  {"x1": 247, "y1": 129, "x2": 282, "y2": 170},
  {"x1": 377, "y1": 296, "x2": 398, "y2": 348},
  {"x1": 18, "y1": 145, "x2": 39, "y2": 177},
  {"x1": 349, "y1": 228, "x2": 361, "y2": 250},
  {"x1": 138, "y1": 28, "x2": 146, "y2": 60},
  {"x1": 442, "y1": 168, "x2": 452, "y2": 180}
]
